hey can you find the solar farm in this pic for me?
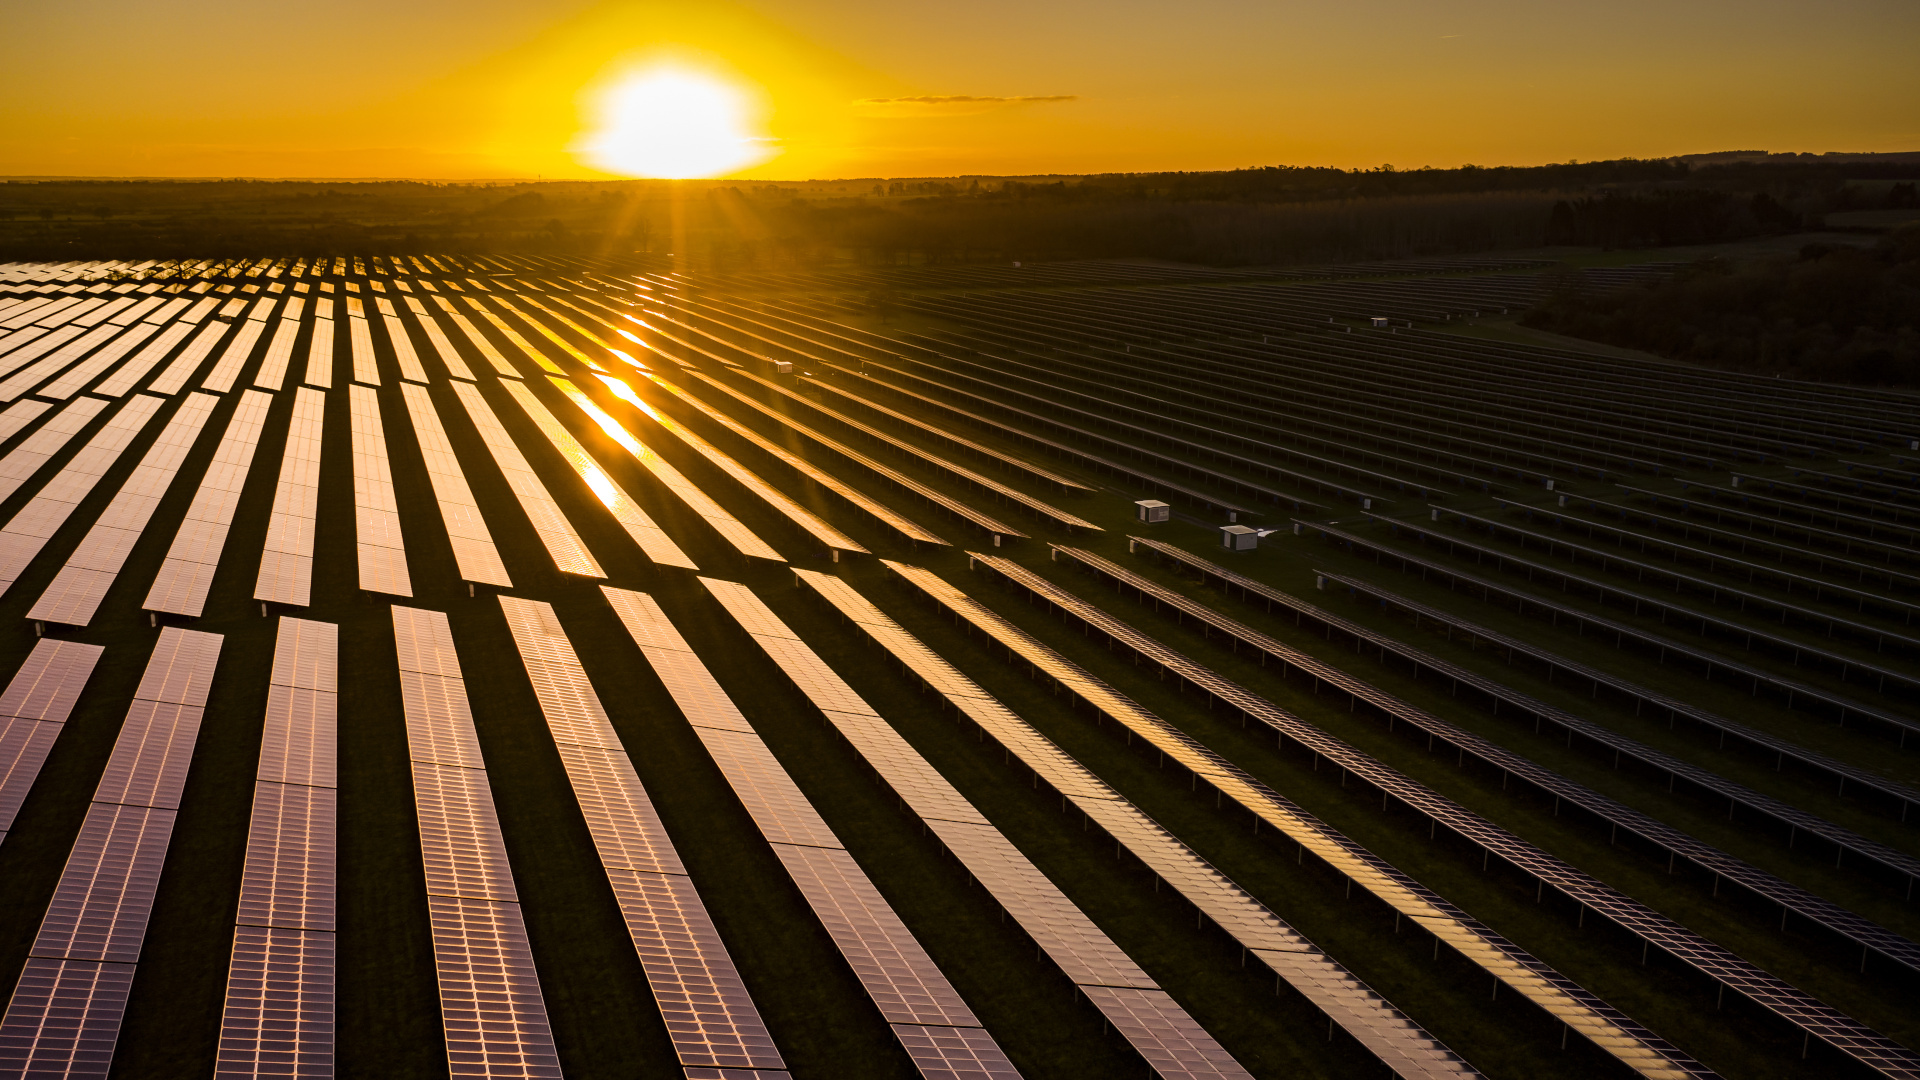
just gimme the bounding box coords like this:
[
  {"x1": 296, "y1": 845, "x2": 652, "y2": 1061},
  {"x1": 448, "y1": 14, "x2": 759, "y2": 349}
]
[{"x1": 0, "y1": 250, "x2": 1913, "y2": 1080}]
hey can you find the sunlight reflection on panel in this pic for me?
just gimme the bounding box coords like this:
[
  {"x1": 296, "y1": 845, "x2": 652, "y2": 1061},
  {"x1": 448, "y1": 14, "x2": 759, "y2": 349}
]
[{"x1": 580, "y1": 462, "x2": 621, "y2": 511}]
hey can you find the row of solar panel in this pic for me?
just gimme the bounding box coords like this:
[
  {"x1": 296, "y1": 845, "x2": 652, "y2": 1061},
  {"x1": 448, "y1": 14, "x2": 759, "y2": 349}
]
[
  {"x1": 217, "y1": 617, "x2": 339, "y2": 1078},
  {"x1": 879, "y1": 557, "x2": 1715, "y2": 1080},
  {"x1": 1041, "y1": 542, "x2": 1920, "y2": 973},
  {"x1": 786, "y1": 567, "x2": 1480, "y2": 1079},
  {"x1": 1297, "y1": 519, "x2": 1917, "y2": 731},
  {"x1": 1128, "y1": 534, "x2": 1920, "y2": 857},
  {"x1": 624, "y1": 292, "x2": 1271, "y2": 518},
  {"x1": 0, "y1": 278, "x2": 762, "y2": 618},
  {"x1": 953, "y1": 552, "x2": 1919, "y2": 1077},
  {"x1": 0, "y1": 628, "x2": 223, "y2": 1078},
  {"x1": 1439, "y1": 504, "x2": 1920, "y2": 653},
  {"x1": 393, "y1": 605, "x2": 563, "y2": 1079}
]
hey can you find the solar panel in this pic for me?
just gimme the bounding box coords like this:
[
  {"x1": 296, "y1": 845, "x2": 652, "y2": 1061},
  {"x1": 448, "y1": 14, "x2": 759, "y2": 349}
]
[
  {"x1": 148, "y1": 318, "x2": 233, "y2": 396},
  {"x1": 215, "y1": 926, "x2": 335, "y2": 1078},
  {"x1": 304, "y1": 304, "x2": 335, "y2": 389},
  {"x1": 143, "y1": 389, "x2": 274, "y2": 617},
  {"x1": 348, "y1": 385, "x2": 412, "y2": 597},
  {"x1": 945, "y1": 552, "x2": 1904, "y2": 1077},
  {"x1": 252, "y1": 302, "x2": 305, "y2": 392},
  {"x1": 391, "y1": 605, "x2": 561, "y2": 1079},
  {"x1": 575, "y1": 375, "x2": 865, "y2": 556},
  {"x1": 0, "y1": 394, "x2": 167, "y2": 601},
  {"x1": 0, "y1": 640, "x2": 106, "y2": 844},
  {"x1": 682, "y1": 579, "x2": 1263, "y2": 1075},
  {"x1": 346, "y1": 303, "x2": 381, "y2": 387},
  {"x1": 377, "y1": 299, "x2": 430, "y2": 383},
  {"x1": 1076, "y1": 986, "x2": 1248, "y2": 1080},
  {"x1": 0, "y1": 394, "x2": 109, "y2": 503},
  {"x1": 36, "y1": 323, "x2": 163, "y2": 401},
  {"x1": 429, "y1": 297, "x2": 518, "y2": 378},
  {"x1": 530, "y1": 378, "x2": 776, "y2": 564},
  {"x1": 488, "y1": 378, "x2": 698, "y2": 570},
  {"x1": 425, "y1": 896, "x2": 562, "y2": 1079},
  {"x1": 398, "y1": 382, "x2": 513, "y2": 588},
  {"x1": 255, "y1": 387, "x2": 325, "y2": 607},
  {"x1": 233, "y1": 780, "x2": 337, "y2": 932},
  {"x1": 0, "y1": 957, "x2": 137, "y2": 1078},
  {"x1": 28, "y1": 392, "x2": 221, "y2": 626},
  {"x1": 92, "y1": 319, "x2": 196, "y2": 397},
  {"x1": 0, "y1": 628, "x2": 222, "y2": 1078},
  {"x1": 768, "y1": 841, "x2": 986, "y2": 1028},
  {"x1": 405, "y1": 297, "x2": 478, "y2": 381},
  {"x1": 200, "y1": 314, "x2": 268, "y2": 394},
  {"x1": 447, "y1": 379, "x2": 604, "y2": 578},
  {"x1": 493, "y1": 597, "x2": 788, "y2": 1074}
]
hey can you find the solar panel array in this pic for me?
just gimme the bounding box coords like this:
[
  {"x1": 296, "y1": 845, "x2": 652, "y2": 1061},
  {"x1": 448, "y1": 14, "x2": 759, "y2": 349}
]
[
  {"x1": 143, "y1": 389, "x2": 275, "y2": 617},
  {"x1": 348, "y1": 383, "x2": 411, "y2": 597},
  {"x1": 582, "y1": 374, "x2": 866, "y2": 558},
  {"x1": 1044, "y1": 543, "x2": 1920, "y2": 970},
  {"x1": 393, "y1": 605, "x2": 562, "y2": 1079},
  {"x1": 253, "y1": 297, "x2": 305, "y2": 392},
  {"x1": 958, "y1": 551, "x2": 1920, "y2": 1076},
  {"x1": 217, "y1": 617, "x2": 338, "y2": 1078},
  {"x1": 399, "y1": 382, "x2": 514, "y2": 589},
  {"x1": 1299, "y1": 518, "x2": 1912, "y2": 733},
  {"x1": 0, "y1": 640, "x2": 105, "y2": 845},
  {"x1": 1129, "y1": 534, "x2": 1920, "y2": 860},
  {"x1": 601, "y1": 584, "x2": 1027, "y2": 1078},
  {"x1": 495, "y1": 596, "x2": 788, "y2": 1077},
  {"x1": 0, "y1": 628, "x2": 222, "y2": 1079},
  {"x1": 0, "y1": 394, "x2": 168, "y2": 600},
  {"x1": 29, "y1": 392, "x2": 221, "y2": 626},
  {"x1": 304, "y1": 301, "x2": 335, "y2": 389},
  {"x1": 633, "y1": 369, "x2": 948, "y2": 547},
  {"x1": 0, "y1": 251, "x2": 1913, "y2": 1078},
  {"x1": 788, "y1": 567, "x2": 1480, "y2": 1080},
  {"x1": 885, "y1": 557, "x2": 1712, "y2": 1080},
  {"x1": 704, "y1": 575, "x2": 1281, "y2": 1078},
  {"x1": 255, "y1": 387, "x2": 326, "y2": 608},
  {"x1": 534, "y1": 377, "x2": 780, "y2": 563},
  {"x1": 448, "y1": 380, "x2": 604, "y2": 579},
  {"x1": 0, "y1": 395, "x2": 109, "y2": 503}
]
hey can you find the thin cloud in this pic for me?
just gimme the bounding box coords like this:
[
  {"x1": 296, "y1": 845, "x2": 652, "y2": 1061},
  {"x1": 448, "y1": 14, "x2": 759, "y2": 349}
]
[{"x1": 854, "y1": 94, "x2": 1078, "y2": 117}]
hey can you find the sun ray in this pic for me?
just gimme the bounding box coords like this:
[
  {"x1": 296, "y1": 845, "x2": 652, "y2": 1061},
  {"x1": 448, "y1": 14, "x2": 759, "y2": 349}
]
[{"x1": 575, "y1": 63, "x2": 774, "y2": 179}]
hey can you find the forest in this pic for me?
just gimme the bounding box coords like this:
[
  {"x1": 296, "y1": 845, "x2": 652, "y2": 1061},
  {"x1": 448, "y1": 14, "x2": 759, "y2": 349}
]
[
  {"x1": 0, "y1": 155, "x2": 1915, "y2": 267},
  {"x1": 1522, "y1": 225, "x2": 1920, "y2": 386}
]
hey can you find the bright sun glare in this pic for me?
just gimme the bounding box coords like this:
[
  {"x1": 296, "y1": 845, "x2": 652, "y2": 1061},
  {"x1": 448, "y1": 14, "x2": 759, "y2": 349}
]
[{"x1": 577, "y1": 64, "x2": 773, "y2": 179}]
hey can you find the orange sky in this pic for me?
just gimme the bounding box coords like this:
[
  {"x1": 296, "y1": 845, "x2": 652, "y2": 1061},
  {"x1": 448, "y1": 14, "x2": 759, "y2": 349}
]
[{"x1": 2, "y1": 0, "x2": 1915, "y2": 180}]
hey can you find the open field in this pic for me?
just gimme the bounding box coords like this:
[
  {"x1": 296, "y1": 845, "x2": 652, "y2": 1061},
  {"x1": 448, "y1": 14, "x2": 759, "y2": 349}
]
[{"x1": 0, "y1": 250, "x2": 1915, "y2": 1080}]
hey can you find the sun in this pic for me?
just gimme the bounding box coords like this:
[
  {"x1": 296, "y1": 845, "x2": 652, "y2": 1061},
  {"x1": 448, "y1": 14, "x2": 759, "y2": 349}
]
[{"x1": 576, "y1": 63, "x2": 774, "y2": 179}]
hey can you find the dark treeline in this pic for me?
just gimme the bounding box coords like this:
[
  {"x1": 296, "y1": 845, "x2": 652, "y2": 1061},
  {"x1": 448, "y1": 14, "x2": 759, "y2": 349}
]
[
  {"x1": 1, "y1": 155, "x2": 1914, "y2": 267},
  {"x1": 1522, "y1": 225, "x2": 1920, "y2": 386}
]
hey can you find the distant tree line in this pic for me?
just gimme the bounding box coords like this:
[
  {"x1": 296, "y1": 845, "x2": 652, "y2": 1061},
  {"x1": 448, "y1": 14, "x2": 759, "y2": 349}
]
[
  {"x1": 1522, "y1": 225, "x2": 1920, "y2": 386},
  {"x1": 0, "y1": 157, "x2": 1913, "y2": 267}
]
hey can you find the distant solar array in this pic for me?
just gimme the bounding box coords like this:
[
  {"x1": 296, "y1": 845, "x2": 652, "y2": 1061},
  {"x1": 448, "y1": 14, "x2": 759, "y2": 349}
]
[{"x1": 0, "y1": 250, "x2": 1913, "y2": 1079}]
